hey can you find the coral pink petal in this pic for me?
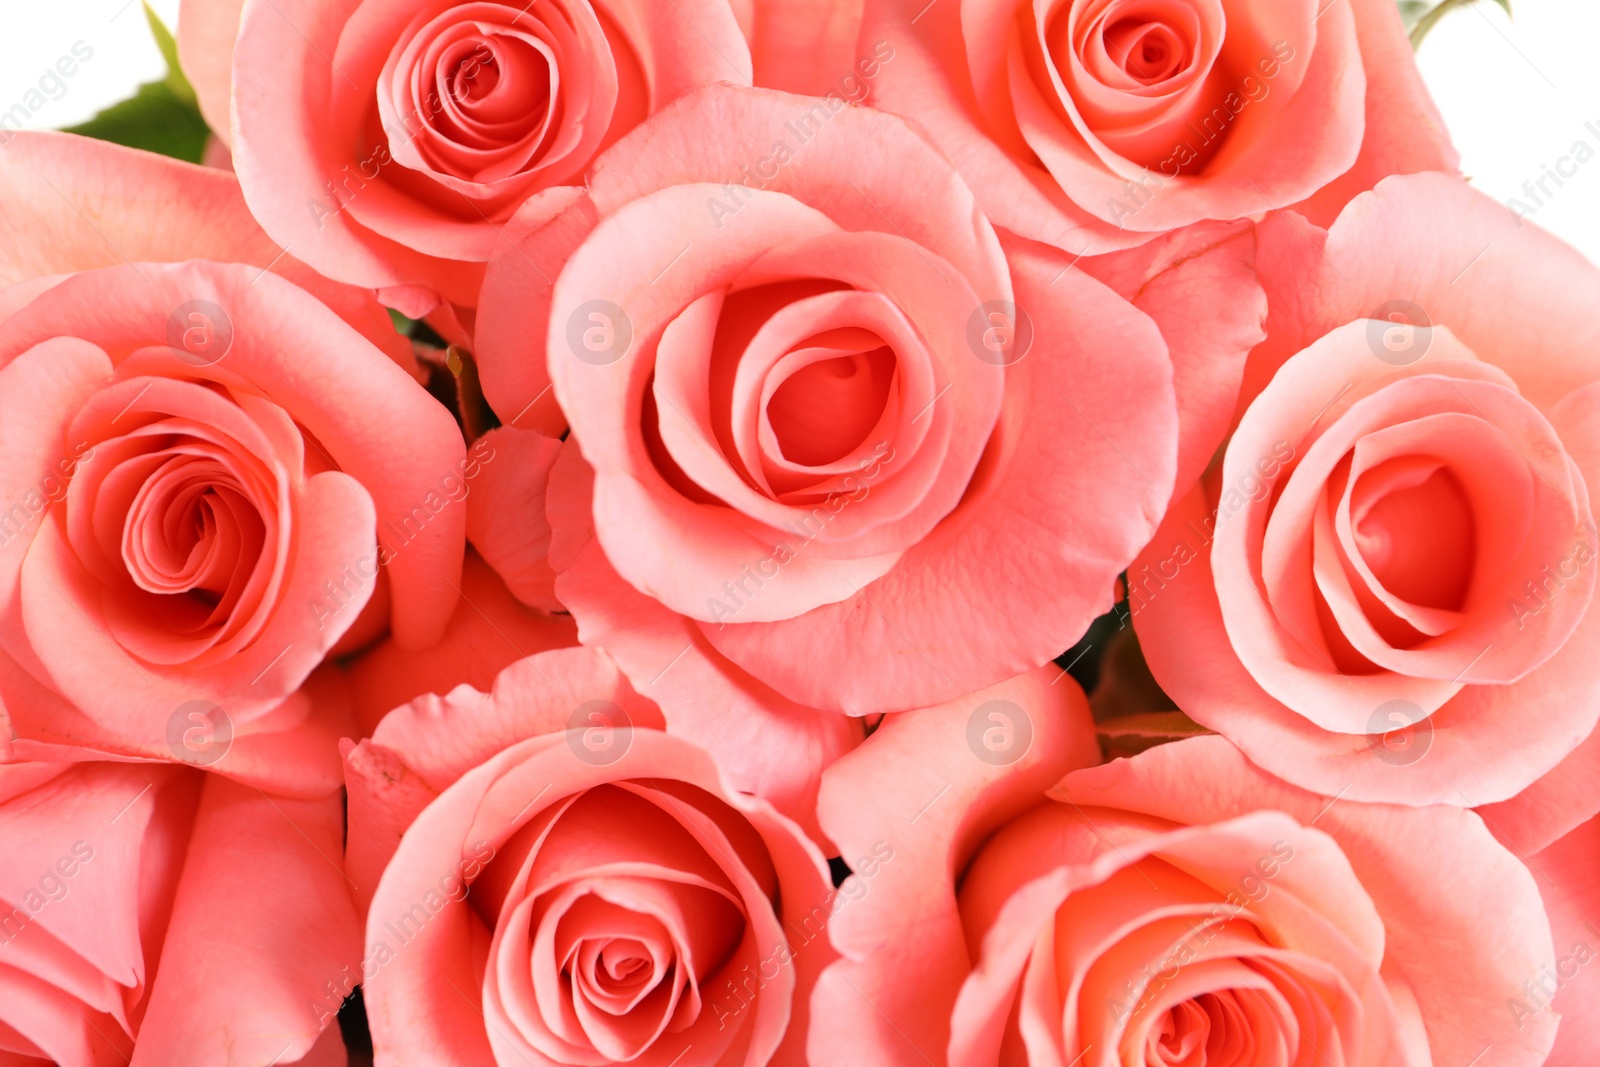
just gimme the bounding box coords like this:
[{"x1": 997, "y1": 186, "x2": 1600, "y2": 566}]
[
  {"x1": 474, "y1": 188, "x2": 597, "y2": 436},
  {"x1": 860, "y1": 0, "x2": 1144, "y2": 255},
  {"x1": 131, "y1": 777, "x2": 359, "y2": 1067},
  {"x1": 745, "y1": 0, "x2": 864, "y2": 94}
]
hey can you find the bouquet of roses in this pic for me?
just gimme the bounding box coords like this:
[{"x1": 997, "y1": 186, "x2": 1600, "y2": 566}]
[{"x1": 0, "y1": 0, "x2": 1593, "y2": 1063}]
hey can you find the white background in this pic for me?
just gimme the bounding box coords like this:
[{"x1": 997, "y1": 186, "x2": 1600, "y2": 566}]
[{"x1": 2, "y1": 0, "x2": 1598, "y2": 263}]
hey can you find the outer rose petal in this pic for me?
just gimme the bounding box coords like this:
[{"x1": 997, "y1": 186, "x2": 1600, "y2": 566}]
[
  {"x1": 1058, "y1": 737, "x2": 1559, "y2": 1067},
  {"x1": 287, "y1": 1025, "x2": 349, "y2": 1067},
  {"x1": 1290, "y1": 0, "x2": 1459, "y2": 226},
  {"x1": 343, "y1": 647, "x2": 661, "y2": 908},
  {"x1": 744, "y1": 0, "x2": 863, "y2": 95},
  {"x1": 474, "y1": 189, "x2": 598, "y2": 437},
  {"x1": 131, "y1": 776, "x2": 359, "y2": 1067},
  {"x1": 0, "y1": 762, "x2": 193, "y2": 1066},
  {"x1": 2, "y1": 660, "x2": 356, "y2": 803},
  {"x1": 1245, "y1": 172, "x2": 1600, "y2": 415},
  {"x1": 0, "y1": 131, "x2": 415, "y2": 373},
  {"x1": 1480, "y1": 727, "x2": 1600, "y2": 859},
  {"x1": 177, "y1": 0, "x2": 247, "y2": 147},
  {"x1": 547, "y1": 441, "x2": 864, "y2": 844},
  {"x1": 1080, "y1": 219, "x2": 1266, "y2": 505},
  {"x1": 346, "y1": 549, "x2": 576, "y2": 737},
  {"x1": 463, "y1": 427, "x2": 567, "y2": 612},
  {"x1": 1528, "y1": 818, "x2": 1600, "y2": 1065},
  {"x1": 809, "y1": 668, "x2": 1100, "y2": 1066}
]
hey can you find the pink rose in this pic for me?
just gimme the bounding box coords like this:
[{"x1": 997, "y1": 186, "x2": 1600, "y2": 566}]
[
  {"x1": 0, "y1": 669, "x2": 360, "y2": 1067},
  {"x1": 471, "y1": 82, "x2": 1229, "y2": 814},
  {"x1": 0, "y1": 132, "x2": 466, "y2": 754},
  {"x1": 859, "y1": 0, "x2": 1457, "y2": 251},
  {"x1": 813, "y1": 690, "x2": 1558, "y2": 1065},
  {"x1": 1133, "y1": 172, "x2": 1600, "y2": 808},
  {"x1": 342, "y1": 648, "x2": 836, "y2": 1066},
  {"x1": 225, "y1": 0, "x2": 753, "y2": 314}
]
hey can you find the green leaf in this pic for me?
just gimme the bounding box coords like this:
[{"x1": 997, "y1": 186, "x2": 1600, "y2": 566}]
[
  {"x1": 60, "y1": 3, "x2": 209, "y2": 163},
  {"x1": 1405, "y1": 0, "x2": 1512, "y2": 50},
  {"x1": 388, "y1": 308, "x2": 418, "y2": 335}
]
